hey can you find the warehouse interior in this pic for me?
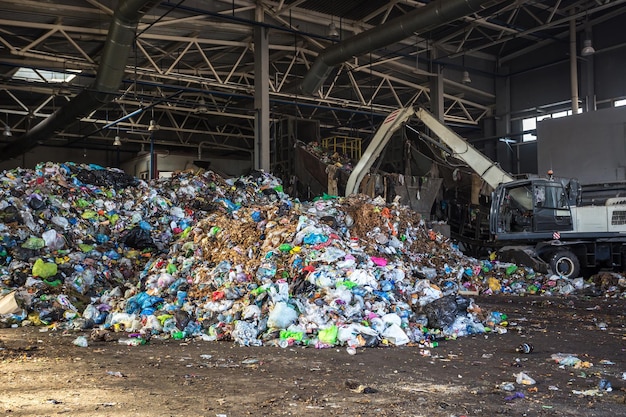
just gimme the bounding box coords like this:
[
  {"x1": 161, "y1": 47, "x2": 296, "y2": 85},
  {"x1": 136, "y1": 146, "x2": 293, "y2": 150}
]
[
  {"x1": 2, "y1": 3, "x2": 626, "y2": 414},
  {"x1": 0, "y1": 0, "x2": 625, "y2": 186}
]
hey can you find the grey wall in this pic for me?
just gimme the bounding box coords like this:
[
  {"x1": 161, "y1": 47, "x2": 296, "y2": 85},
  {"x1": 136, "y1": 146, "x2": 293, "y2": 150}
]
[
  {"x1": 591, "y1": 17, "x2": 626, "y2": 105},
  {"x1": 506, "y1": 12, "x2": 625, "y2": 117},
  {"x1": 537, "y1": 106, "x2": 626, "y2": 184}
]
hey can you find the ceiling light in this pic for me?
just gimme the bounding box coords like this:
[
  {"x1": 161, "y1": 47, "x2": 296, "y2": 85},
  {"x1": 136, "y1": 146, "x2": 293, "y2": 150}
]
[
  {"x1": 3, "y1": 124, "x2": 11, "y2": 137},
  {"x1": 113, "y1": 135, "x2": 122, "y2": 146},
  {"x1": 461, "y1": 70, "x2": 472, "y2": 84},
  {"x1": 581, "y1": 39, "x2": 595, "y2": 56},
  {"x1": 195, "y1": 98, "x2": 209, "y2": 114},
  {"x1": 148, "y1": 119, "x2": 160, "y2": 131},
  {"x1": 327, "y1": 22, "x2": 339, "y2": 38}
]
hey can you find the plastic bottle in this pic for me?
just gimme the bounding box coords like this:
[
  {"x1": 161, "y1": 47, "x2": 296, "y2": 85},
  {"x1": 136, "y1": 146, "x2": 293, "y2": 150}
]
[
  {"x1": 515, "y1": 342, "x2": 534, "y2": 354},
  {"x1": 118, "y1": 337, "x2": 146, "y2": 346},
  {"x1": 278, "y1": 339, "x2": 293, "y2": 348}
]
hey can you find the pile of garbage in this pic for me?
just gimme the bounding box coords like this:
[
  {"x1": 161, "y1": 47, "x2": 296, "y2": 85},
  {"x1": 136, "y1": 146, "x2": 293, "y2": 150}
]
[{"x1": 0, "y1": 162, "x2": 622, "y2": 348}]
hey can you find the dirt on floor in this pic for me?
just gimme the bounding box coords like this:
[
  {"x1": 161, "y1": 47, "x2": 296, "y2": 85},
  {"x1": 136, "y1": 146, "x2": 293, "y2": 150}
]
[{"x1": 0, "y1": 295, "x2": 625, "y2": 417}]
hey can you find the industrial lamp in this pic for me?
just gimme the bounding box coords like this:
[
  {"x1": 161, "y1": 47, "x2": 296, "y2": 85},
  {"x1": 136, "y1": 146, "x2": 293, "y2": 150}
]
[
  {"x1": 195, "y1": 98, "x2": 209, "y2": 114},
  {"x1": 113, "y1": 135, "x2": 122, "y2": 146},
  {"x1": 3, "y1": 119, "x2": 11, "y2": 137},
  {"x1": 461, "y1": 70, "x2": 472, "y2": 84},
  {"x1": 148, "y1": 119, "x2": 160, "y2": 131},
  {"x1": 581, "y1": 39, "x2": 595, "y2": 56},
  {"x1": 327, "y1": 21, "x2": 339, "y2": 38}
]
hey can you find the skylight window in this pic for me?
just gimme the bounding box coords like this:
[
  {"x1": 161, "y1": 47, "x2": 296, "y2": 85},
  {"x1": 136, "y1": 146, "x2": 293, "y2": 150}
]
[{"x1": 12, "y1": 67, "x2": 80, "y2": 83}]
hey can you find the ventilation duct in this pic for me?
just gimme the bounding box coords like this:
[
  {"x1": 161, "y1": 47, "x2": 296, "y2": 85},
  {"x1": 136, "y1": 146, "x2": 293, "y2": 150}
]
[
  {"x1": 0, "y1": 0, "x2": 160, "y2": 161},
  {"x1": 299, "y1": 0, "x2": 507, "y2": 96}
]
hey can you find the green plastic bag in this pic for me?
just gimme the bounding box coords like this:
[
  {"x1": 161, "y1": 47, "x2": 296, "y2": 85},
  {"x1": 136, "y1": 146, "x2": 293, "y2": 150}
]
[
  {"x1": 318, "y1": 325, "x2": 338, "y2": 345},
  {"x1": 107, "y1": 213, "x2": 119, "y2": 225},
  {"x1": 79, "y1": 243, "x2": 94, "y2": 252},
  {"x1": 506, "y1": 264, "x2": 518, "y2": 275},
  {"x1": 337, "y1": 280, "x2": 357, "y2": 289},
  {"x1": 81, "y1": 210, "x2": 97, "y2": 219},
  {"x1": 32, "y1": 258, "x2": 58, "y2": 279},
  {"x1": 279, "y1": 329, "x2": 304, "y2": 342},
  {"x1": 22, "y1": 237, "x2": 45, "y2": 250}
]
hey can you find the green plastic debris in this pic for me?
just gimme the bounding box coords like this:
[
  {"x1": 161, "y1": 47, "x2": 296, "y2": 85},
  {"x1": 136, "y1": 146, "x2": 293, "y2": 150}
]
[
  {"x1": 337, "y1": 280, "x2": 358, "y2": 289},
  {"x1": 279, "y1": 243, "x2": 293, "y2": 252},
  {"x1": 318, "y1": 325, "x2": 338, "y2": 345},
  {"x1": 171, "y1": 330, "x2": 185, "y2": 340},
  {"x1": 506, "y1": 264, "x2": 518, "y2": 275},
  {"x1": 43, "y1": 278, "x2": 62, "y2": 287},
  {"x1": 107, "y1": 213, "x2": 119, "y2": 225},
  {"x1": 279, "y1": 329, "x2": 304, "y2": 342},
  {"x1": 250, "y1": 286, "x2": 268, "y2": 296},
  {"x1": 32, "y1": 258, "x2": 58, "y2": 278},
  {"x1": 166, "y1": 263, "x2": 177, "y2": 274},
  {"x1": 22, "y1": 237, "x2": 45, "y2": 250},
  {"x1": 180, "y1": 226, "x2": 191, "y2": 239},
  {"x1": 78, "y1": 243, "x2": 94, "y2": 252},
  {"x1": 81, "y1": 210, "x2": 98, "y2": 219}
]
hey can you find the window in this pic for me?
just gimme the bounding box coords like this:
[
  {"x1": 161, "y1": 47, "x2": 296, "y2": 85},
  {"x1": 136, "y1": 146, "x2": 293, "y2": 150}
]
[
  {"x1": 522, "y1": 118, "x2": 537, "y2": 142},
  {"x1": 521, "y1": 109, "x2": 580, "y2": 142},
  {"x1": 12, "y1": 67, "x2": 80, "y2": 83},
  {"x1": 522, "y1": 115, "x2": 550, "y2": 142}
]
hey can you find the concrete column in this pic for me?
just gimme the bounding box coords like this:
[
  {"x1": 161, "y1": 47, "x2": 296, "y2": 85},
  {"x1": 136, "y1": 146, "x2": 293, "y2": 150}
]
[
  {"x1": 569, "y1": 11, "x2": 579, "y2": 114},
  {"x1": 428, "y1": 47, "x2": 444, "y2": 121},
  {"x1": 254, "y1": 5, "x2": 270, "y2": 171}
]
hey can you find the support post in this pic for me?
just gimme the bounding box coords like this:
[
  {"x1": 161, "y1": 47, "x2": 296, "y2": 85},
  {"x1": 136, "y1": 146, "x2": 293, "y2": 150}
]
[
  {"x1": 254, "y1": 5, "x2": 270, "y2": 171},
  {"x1": 569, "y1": 11, "x2": 579, "y2": 114}
]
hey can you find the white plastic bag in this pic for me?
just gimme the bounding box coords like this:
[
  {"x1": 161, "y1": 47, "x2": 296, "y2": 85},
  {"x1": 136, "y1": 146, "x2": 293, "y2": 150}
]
[
  {"x1": 267, "y1": 302, "x2": 298, "y2": 329},
  {"x1": 382, "y1": 323, "x2": 409, "y2": 346}
]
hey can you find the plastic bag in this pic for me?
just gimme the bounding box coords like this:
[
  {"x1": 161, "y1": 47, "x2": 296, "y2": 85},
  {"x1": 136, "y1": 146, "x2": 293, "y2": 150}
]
[
  {"x1": 22, "y1": 236, "x2": 45, "y2": 250},
  {"x1": 32, "y1": 258, "x2": 58, "y2": 279},
  {"x1": 267, "y1": 302, "x2": 298, "y2": 329},
  {"x1": 382, "y1": 323, "x2": 409, "y2": 346},
  {"x1": 122, "y1": 226, "x2": 155, "y2": 249},
  {"x1": 318, "y1": 325, "x2": 338, "y2": 345},
  {"x1": 515, "y1": 372, "x2": 536, "y2": 385},
  {"x1": 423, "y1": 295, "x2": 468, "y2": 329},
  {"x1": 349, "y1": 269, "x2": 379, "y2": 289},
  {"x1": 73, "y1": 336, "x2": 88, "y2": 347},
  {"x1": 42, "y1": 229, "x2": 65, "y2": 250},
  {"x1": 232, "y1": 321, "x2": 261, "y2": 346}
]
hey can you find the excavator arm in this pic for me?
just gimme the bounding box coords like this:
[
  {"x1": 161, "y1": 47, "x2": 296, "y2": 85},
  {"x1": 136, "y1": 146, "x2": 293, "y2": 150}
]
[
  {"x1": 345, "y1": 106, "x2": 513, "y2": 196},
  {"x1": 414, "y1": 108, "x2": 514, "y2": 189},
  {"x1": 345, "y1": 107, "x2": 416, "y2": 196}
]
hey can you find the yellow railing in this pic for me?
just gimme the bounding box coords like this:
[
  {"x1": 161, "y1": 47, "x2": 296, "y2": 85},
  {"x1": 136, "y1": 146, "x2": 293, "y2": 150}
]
[{"x1": 321, "y1": 136, "x2": 362, "y2": 160}]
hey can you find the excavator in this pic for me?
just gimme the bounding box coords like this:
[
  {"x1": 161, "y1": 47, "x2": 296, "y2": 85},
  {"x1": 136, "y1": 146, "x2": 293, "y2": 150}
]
[{"x1": 346, "y1": 107, "x2": 626, "y2": 278}]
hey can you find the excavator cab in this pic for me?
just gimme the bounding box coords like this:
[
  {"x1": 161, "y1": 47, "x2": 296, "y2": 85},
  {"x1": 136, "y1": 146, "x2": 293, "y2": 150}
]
[{"x1": 491, "y1": 178, "x2": 573, "y2": 240}]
